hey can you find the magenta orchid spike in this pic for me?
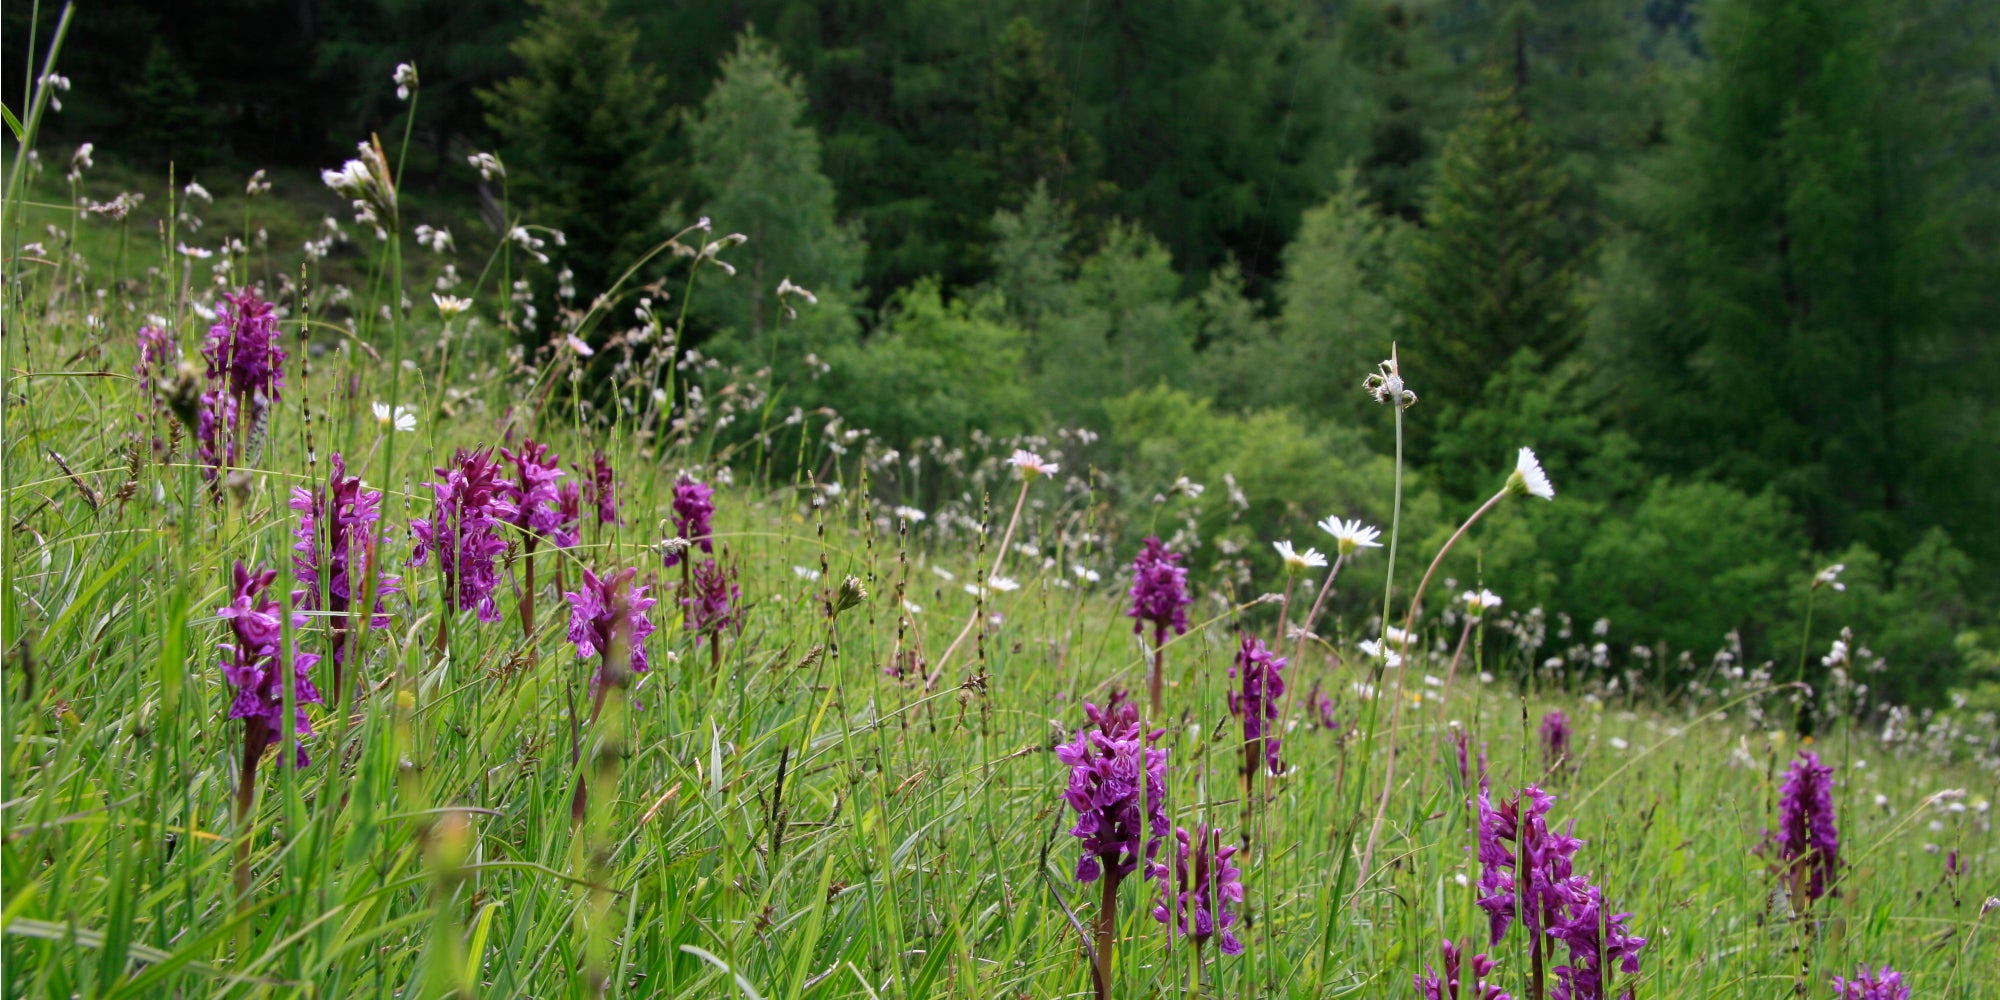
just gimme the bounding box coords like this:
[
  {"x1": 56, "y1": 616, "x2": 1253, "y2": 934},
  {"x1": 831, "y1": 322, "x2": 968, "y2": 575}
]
[
  {"x1": 556, "y1": 481, "x2": 583, "y2": 548},
  {"x1": 683, "y1": 557, "x2": 741, "y2": 647},
  {"x1": 1414, "y1": 939, "x2": 1510, "y2": 1000},
  {"x1": 1777, "y1": 750, "x2": 1841, "y2": 906},
  {"x1": 1153, "y1": 824, "x2": 1244, "y2": 956},
  {"x1": 135, "y1": 323, "x2": 176, "y2": 391},
  {"x1": 1831, "y1": 965, "x2": 1909, "y2": 1000},
  {"x1": 584, "y1": 449, "x2": 621, "y2": 526},
  {"x1": 1227, "y1": 635, "x2": 1287, "y2": 776},
  {"x1": 197, "y1": 289, "x2": 285, "y2": 478},
  {"x1": 290, "y1": 452, "x2": 398, "y2": 700},
  {"x1": 1127, "y1": 536, "x2": 1190, "y2": 714},
  {"x1": 1054, "y1": 705, "x2": 1169, "y2": 885},
  {"x1": 500, "y1": 439, "x2": 569, "y2": 546},
  {"x1": 1547, "y1": 880, "x2": 1648, "y2": 1000},
  {"x1": 565, "y1": 566, "x2": 657, "y2": 696},
  {"x1": 217, "y1": 561, "x2": 322, "y2": 770},
  {"x1": 411, "y1": 446, "x2": 516, "y2": 624},
  {"x1": 664, "y1": 473, "x2": 715, "y2": 567},
  {"x1": 1540, "y1": 710, "x2": 1572, "y2": 766},
  {"x1": 1474, "y1": 784, "x2": 1584, "y2": 945}
]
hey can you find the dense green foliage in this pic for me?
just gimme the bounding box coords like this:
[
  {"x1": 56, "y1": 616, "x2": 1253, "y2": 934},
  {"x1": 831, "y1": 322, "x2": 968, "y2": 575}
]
[{"x1": 10, "y1": 0, "x2": 1998, "y2": 695}]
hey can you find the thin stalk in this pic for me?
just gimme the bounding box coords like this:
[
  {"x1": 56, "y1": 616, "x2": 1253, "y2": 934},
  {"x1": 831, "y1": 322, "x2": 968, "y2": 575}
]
[{"x1": 1091, "y1": 869, "x2": 1122, "y2": 1000}]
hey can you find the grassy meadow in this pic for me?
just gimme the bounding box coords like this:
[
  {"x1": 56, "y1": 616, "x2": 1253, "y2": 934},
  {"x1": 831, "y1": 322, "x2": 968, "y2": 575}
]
[{"x1": 5, "y1": 55, "x2": 2000, "y2": 1000}]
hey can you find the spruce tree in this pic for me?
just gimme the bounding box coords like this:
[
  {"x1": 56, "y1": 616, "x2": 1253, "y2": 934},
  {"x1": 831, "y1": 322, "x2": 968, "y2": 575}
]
[
  {"x1": 481, "y1": 0, "x2": 672, "y2": 341},
  {"x1": 686, "y1": 32, "x2": 861, "y2": 350},
  {"x1": 1398, "y1": 69, "x2": 1581, "y2": 473}
]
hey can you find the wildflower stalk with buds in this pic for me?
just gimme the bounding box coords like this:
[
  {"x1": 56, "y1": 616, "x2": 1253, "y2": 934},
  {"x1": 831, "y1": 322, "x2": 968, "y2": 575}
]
[
  {"x1": 1792, "y1": 562, "x2": 1845, "y2": 737},
  {"x1": 935, "y1": 449, "x2": 1056, "y2": 676},
  {"x1": 1360, "y1": 445, "x2": 1556, "y2": 896}
]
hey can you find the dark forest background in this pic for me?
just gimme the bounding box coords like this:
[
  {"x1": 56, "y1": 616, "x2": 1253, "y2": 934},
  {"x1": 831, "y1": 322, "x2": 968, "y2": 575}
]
[{"x1": 13, "y1": 0, "x2": 2000, "y2": 703}]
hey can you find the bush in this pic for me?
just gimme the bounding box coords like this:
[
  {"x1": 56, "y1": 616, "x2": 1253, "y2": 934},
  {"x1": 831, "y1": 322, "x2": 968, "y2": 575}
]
[
  {"x1": 818, "y1": 280, "x2": 1036, "y2": 446},
  {"x1": 1562, "y1": 478, "x2": 1803, "y2": 661}
]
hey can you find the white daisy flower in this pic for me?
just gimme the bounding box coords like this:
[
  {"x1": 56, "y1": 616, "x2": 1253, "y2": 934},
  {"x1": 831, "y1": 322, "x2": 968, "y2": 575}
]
[
  {"x1": 793, "y1": 566, "x2": 821, "y2": 581},
  {"x1": 1274, "y1": 540, "x2": 1328, "y2": 572},
  {"x1": 371, "y1": 402, "x2": 416, "y2": 433},
  {"x1": 1813, "y1": 563, "x2": 1846, "y2": 591},
  {"x1": 1460, "y1": 588, "x2": 1503, "y2": 619},
  {"x1": 1317, "y1": 516, "x2": 1383, "y2": 555},
  {"x1": 433, "y1": 293, "x2": 472, "y2": 318},
  {"x1": 1008, "y1": 449, "x2": 1059, "y2": 479},
  {"x1": 892, "y1": 505, "x2": 926, "y2": 523},
  {"x1": 1357, "y1": 638, "x2": 1404, "y2": 668},
  {"x1": 1506, "y1": 446, "x2": 1556, "y2": 500},
  {"x1": 988, "y1": 576, "x2": 1021, "y2": 593}
]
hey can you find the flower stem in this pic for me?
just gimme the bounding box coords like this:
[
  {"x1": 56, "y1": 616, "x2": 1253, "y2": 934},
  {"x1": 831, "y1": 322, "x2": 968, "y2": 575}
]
[{"x1": 1092, "y1": 868, "x2": 1122, "y2": 1000}]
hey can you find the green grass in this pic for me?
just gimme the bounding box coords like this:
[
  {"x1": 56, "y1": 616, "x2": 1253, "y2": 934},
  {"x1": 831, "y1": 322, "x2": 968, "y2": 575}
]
[{"x1": 4, "y1": 151, "x2": 1998, "y2": 999}]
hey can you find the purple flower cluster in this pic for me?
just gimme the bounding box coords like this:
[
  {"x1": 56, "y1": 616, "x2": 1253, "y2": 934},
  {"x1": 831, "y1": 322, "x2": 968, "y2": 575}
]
[
  {"x1": 584, "y1": 450, "x2": 621, "y2": 525},
  {"x1": 197, "y1": 290, "x2": 285, "y2": 475},
  {"x1": 501, "y1": 439, "x2": 576, "y2": 549},
  {"x1": 1449, "y1": 726, "x2": 1489, "y2": 793},
  {"x1": 135, "y1": 324, "x2": 176, "y2": 390},
  {"x1": 1153, "y1": 824, "x2": 1244, "y2": 955},
  {"x1": 290, "y1": 452, "x2": 399, "y2": 662},
  {"x1": 1227, "y1": 636, "x2": 1287, "y2": 775},
  {"x1": 1540, "y1": 711, "x2": 1571, "y2": 765},
  {"x1": 565, "y1": 566, "x2": 657, "y2": 685},
  {"x1": 1414, "y1": 940, "x2": 1509, "y2": 1000},
  {"x1": 664, "y1": 474, "x2": 715, "y2": 567},
  {"x1": 411, "y1": 447, "x2": 517, "y2": 622},
  {"x1": 1547, "y1": 881, "x2": 1648, "y2": 1000},
  {"x1": 1126, "y1": 536, "x2": 1190, "y2": 646},
  {"x1": 1474, "y1": 785, "x2": 1647, "y2": 1000},
  {"x1": 1777, "y1": 750, "x2": 1841, "y2": 905},
  {"x1": 195, "y1": 290, "x2": 286, "y2": 475},
  {"x1": 217, "y1": 561, "x2": 322, "y2": 768},
  {"x1": 205, "y1": 290, "x2": 285, "y2": 401},
  {"x1": 1054, "y1": 703, "x2": 1168, "y2": 884},
  {"x1": 1831, "y1": 966, "x2": 1909, "y2": 1000},
  {"x1": 683, "y1": 558, "x2": 740, "y2": 645}
]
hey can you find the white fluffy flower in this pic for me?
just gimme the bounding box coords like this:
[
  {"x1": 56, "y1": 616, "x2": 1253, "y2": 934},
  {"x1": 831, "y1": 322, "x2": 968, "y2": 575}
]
[
  {"x1": 1813, "y1": 563, "x2": 1847, "y2": 592},
  {"x1": 393, "y1": 62, "x2": 418, "y2": 100},
  {"x1": 988, "y1": 576, "x2": 1021, "y2": 593},
  {"x1": 893, "y1": 505, "x2": 927, "y2": 523},
  {"x1": 371, "y1": 402, "x2": 416, "y2": 433},
  {"x1": 1274, "y1": 540, "x2": 1328, "y2": 572},
  {"x1": 1317, "y1": 516, "x2": 1382, "y2": 555},
  {"x1": 1008, "y1": 449, "x2": 1059, "y2": 479},
  {"x1": 1507, "y1": 447, "x2": 1556, "y2": 500}
]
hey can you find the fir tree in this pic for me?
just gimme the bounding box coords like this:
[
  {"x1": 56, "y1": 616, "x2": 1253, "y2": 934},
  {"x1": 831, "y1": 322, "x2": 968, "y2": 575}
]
[
  {"x1": 1610, "y1": 0, "x2": 1998, "y2": 560},
  {"x1": 481, "y1": 0, "x2": 672, "y2": 343},
  {"x1": 1399, "y1": 69, "x2": 1582, "y2": 472},
  {"x1": 686, "y1": 32, "x2": 861, "y2": 349}
]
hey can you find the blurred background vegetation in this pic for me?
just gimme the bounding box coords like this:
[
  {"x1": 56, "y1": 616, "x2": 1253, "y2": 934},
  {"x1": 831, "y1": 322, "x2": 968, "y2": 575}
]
[{"x1": 11, "y1": 0, "x2": 2000, "y2": 704}]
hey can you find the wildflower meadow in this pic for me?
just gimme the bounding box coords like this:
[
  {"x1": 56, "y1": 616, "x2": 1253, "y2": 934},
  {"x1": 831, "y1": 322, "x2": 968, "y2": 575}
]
[{"x1": 5, "y1": 6, "x2": 2000, "y2": 1000}]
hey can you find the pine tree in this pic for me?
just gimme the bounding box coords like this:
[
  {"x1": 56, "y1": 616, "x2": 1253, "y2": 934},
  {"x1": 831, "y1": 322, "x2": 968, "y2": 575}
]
[
  {"x1": 686, "y1": 32, "x2": 861, "y2": 349},
  {"x1": 481, "y1": 0, "x2": 672, "y2": 340},
  {"x1": 1398, "y1": 69, "x2": 1581, "y2": 471}
]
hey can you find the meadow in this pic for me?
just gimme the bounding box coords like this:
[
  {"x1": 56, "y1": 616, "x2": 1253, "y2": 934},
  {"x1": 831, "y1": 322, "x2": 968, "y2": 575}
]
[{"x1": 5, "y1": 49, "x2": 2000, "y2": 1000}]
